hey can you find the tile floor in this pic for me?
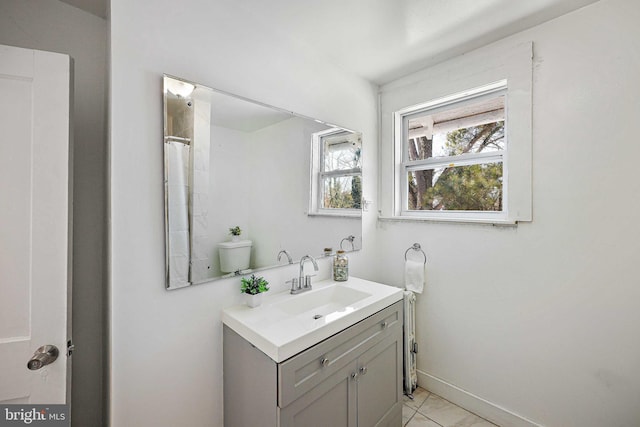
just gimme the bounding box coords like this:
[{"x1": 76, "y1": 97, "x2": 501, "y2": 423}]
[{"x1": 403, "y1": 388, "x2": 499, "y2": 427}]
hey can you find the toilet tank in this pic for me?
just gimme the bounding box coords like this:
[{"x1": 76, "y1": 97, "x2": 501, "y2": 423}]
[{"x1": 218, "y1": 240, "x2": 252, "y2": 273}]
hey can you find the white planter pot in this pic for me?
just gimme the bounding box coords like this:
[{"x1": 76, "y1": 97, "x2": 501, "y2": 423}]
[{"x1": 245, "y1": 293, "x2": 263, "y2": 308}]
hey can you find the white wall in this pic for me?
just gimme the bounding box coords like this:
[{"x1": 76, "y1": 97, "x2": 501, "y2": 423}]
[
  {"x1": 376, "y1": 1, "x2": 640, "y2": 426},
  {"x1": 109, "y1": 1, "x2": 378, "y2": 426},
  {"x1": 0, "y1": 2, "x2": 107, "y2": 426}
]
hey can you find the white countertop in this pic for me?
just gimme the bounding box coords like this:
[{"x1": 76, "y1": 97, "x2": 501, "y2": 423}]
[{"x1": 222, "y1": 277, "x2": 404, "y2": 362}]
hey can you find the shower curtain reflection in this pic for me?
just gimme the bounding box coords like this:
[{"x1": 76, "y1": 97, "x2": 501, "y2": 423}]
[{"x1": 164, "y1": 139, "x2": 191, "y2": 288}]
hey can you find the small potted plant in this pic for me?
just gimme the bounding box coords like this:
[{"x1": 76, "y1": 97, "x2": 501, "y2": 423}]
[
  {"x1": 241, "y1": 274, "x2": 269, "y2": 308},
  {"x1": 229, "y1": 226, "x2": 242, "y2": 242}
]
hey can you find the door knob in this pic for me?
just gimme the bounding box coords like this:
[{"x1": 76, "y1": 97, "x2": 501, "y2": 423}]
[{"x1": 27, "y1": 345, "x2": 59, "y2": 370}]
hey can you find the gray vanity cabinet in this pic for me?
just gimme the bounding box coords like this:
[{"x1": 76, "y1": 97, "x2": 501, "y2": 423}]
[{"x1": 223, "y1": 301, "x2": 403, "y2": 427}]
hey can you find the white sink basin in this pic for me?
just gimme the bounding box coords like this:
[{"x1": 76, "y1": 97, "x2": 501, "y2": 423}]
[
  {"x1": 275, "y1": 285, "x2": 371, "y2": 316},
  {"x1": 222, "y1": 277, "x2": 403, "y2": 362}
]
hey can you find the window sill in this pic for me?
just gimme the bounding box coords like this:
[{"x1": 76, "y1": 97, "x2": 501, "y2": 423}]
[
  {"x1": 377, "y1": 215, "x2": 517, "y2": 227},
  {"x1": 308, "y1": 211, "x2": 362, "y2": 219}
]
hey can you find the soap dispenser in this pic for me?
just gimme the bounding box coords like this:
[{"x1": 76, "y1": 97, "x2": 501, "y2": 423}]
[{"x1": 333, "y1": 250, "x2": 349, "y2": 281}]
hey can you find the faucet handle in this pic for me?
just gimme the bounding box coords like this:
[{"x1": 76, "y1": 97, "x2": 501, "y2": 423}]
[
  {"x1": 304, "y1": 276, "x2": 313, "y2": 288},
  {"x1": 286, "y1": 278, "x2": 299, "y2": 292}
]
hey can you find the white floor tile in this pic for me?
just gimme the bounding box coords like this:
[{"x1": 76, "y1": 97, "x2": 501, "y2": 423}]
[
  {"x1": 403, "y1": 404, "x2": 417, "y2": 426},
  {"x1": 416, "y1": 391, "x2": 498, "y2": 427},
  {"x1": 404, "y1": 387, "x2": 431, "y2": 411},
  {"x1": 405, "y1": 411, "x2": 441, "y2": 427}
]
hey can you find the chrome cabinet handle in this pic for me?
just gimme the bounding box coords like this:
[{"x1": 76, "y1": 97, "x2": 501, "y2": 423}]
[
  {"x1": 351, "y1": 371, "x2": 358, "y2": 380},
  {"x1": 27, "y1": 345, "x2": 59, "y2": 370},
  {"x1": 381, "y1": 321, "x2": 388, "y2": 329},
  {"x1": 359, "y1": 366, "x2": 367, "y2": 376},
  {"x1": 320, "y1": 357, "x2": 329, "y2": 367}
]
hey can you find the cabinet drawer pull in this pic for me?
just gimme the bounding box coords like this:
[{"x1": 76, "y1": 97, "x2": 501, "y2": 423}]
[
  {"x1": 351, "y1": 371, "x2": 358, "y2": 380},
  {"x1": 359, "y1": 366, "x2": 367, "y2": 376},
  {"x1": 320, "y1": 357, "x2": 329, "y2": 367},
  {"x1": 381, "y1": 321, "x2": 388, "y2": 329}
]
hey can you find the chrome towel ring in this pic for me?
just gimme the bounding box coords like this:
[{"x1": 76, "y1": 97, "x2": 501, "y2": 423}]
[
  {"x1": 340, "y1": 235, "x2": 356, "y2": 250},
  {"x1": 404, "y1": 243, "x2": 427, "y2": 265}
]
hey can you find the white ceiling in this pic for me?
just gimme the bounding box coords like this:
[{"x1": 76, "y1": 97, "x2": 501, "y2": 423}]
[
  {"x1": 233, "y1": 0, "x2": 600, "y2": 84},
  {"x1": 62, "y1": 0, "x2": 600, "y2": 84}
]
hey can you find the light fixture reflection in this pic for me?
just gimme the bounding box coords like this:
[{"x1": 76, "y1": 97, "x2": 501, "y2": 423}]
[{"x1": 165, "y1": 79, "x2": 195, "y2": 98}]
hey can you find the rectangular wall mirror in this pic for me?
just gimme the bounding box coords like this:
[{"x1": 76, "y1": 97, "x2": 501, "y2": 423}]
[{"x1": 163, "y1": 75, "x2": 363, "y2": 289}]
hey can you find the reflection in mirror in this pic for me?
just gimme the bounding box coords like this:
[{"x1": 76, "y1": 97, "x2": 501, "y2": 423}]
[{"x1": 163, "y1": 75, "x2": 362, "y2": 290}]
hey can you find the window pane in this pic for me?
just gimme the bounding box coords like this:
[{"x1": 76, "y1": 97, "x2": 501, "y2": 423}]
[
  {"x1": 322, "y1": 175, "x2": 362, "y2": 209},
  {"x1": 407, "y1": 96, "x2": 505, "y2": 161},
  {"x1": 407, "y1": 162, "x2": 503, "y2": 211},
  {"x1": 323, "y1": 133, "x2": 361, "y2": 172}
]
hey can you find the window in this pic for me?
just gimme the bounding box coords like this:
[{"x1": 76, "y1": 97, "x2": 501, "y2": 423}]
[
  {"x1": 396, "y1": 81, "x2": 509, "y2": 221},
  {"x1": 310, "y1": 128, "x2": 362, "y2": 216},
  {"x1": 379, "y1": 42, "x2": 532, "y2": 224}
]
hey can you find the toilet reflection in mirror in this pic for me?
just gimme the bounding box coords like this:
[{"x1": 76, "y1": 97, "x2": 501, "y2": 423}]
[
  {"x1": 163, "y1": 75, "x2": 363, "y2": 289},
  {"x1": 218, "y1": 239, "x2": 252, "y2": 274}
]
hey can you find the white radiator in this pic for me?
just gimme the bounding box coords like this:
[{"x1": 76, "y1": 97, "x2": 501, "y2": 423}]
[{"x1": 403, "y1": 290, "x2": 417, "y2": 396}]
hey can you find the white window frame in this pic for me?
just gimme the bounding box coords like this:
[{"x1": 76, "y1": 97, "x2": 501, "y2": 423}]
[
  {"x1": 378, "y1": 41, "x2": 532, "y2": 225},
  {"x1": 309, "y1": 128, "x2": 362, "y2": 217},
  {"x1": 395, "y1": 81, "x2": 508, "y2": 222}
]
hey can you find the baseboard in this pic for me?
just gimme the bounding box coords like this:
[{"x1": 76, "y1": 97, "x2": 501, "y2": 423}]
[{"x1": 417, "y1": 370, "x2": 544, "y2": 427}]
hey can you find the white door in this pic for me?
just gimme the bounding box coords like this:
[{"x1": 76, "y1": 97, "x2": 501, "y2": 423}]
[{"x1": 0, "y1": 44, "x2": 72, "y2": 404}]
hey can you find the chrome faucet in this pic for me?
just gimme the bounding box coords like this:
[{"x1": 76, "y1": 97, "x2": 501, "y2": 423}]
[
  {"x1": 290, "y1": 255, "x2": 318, "y2": 294},
  {"x1": 277, "y1": 249, "x2": 293, "y2": 264}
]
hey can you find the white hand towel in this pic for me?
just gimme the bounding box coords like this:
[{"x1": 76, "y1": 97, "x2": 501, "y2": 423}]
[{"x1": 405, "y1": 260, "x2": 425, "y2": 294}]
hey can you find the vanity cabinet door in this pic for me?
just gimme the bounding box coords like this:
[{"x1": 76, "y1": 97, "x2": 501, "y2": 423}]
[
  {"x1": 279, "y1": 361, "x2": 357, "y2": 427},
  {"x1": 356, "y1": 334, "x2": 403, "y2": 427}
]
